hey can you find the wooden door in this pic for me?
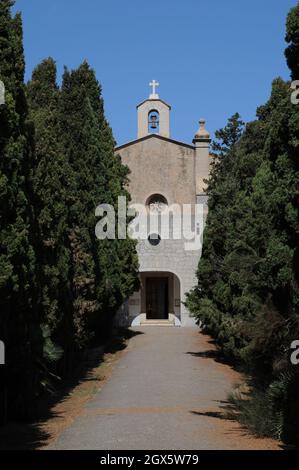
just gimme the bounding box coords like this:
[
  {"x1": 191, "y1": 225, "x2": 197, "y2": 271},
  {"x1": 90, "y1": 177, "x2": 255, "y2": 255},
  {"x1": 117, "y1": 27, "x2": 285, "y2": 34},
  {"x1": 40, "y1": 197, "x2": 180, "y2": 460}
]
[{"x1": 146, "y1": 278, "x2": 168, "y2": 320}]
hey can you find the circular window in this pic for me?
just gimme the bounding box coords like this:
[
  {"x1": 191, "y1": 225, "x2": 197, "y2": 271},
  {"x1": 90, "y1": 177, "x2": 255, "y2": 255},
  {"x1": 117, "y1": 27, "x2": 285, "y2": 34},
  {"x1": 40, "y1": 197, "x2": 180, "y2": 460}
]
[
  {"x1": 148, "y1": 233, "x2": 161, "y2": 246},
  {"x1": 146, "y1": 194, "x2": 168, "y2": 214}
]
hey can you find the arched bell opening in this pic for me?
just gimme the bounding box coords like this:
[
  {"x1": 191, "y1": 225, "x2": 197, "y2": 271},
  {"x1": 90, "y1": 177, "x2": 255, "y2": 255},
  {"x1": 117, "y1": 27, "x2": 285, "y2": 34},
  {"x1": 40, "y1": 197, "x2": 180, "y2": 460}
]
[{"x1": 148, "y1": 109, "x2": 160, "y2": 134}]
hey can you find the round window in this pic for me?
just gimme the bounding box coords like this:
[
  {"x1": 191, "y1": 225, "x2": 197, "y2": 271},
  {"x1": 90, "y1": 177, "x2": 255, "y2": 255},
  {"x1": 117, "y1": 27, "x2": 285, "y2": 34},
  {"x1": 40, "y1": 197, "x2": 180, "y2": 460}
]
[{"x1": 148, "y1": 233, "x2": 161, "y2": 246}]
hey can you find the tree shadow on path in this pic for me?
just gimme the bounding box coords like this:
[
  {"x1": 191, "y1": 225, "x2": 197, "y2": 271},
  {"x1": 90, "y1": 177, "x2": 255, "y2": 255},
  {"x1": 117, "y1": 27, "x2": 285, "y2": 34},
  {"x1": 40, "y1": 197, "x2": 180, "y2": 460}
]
[
  {"x1": 0, "y1": 328, "x2": 143, "y2": 450},
  {"x1": 186, "y1": 349, "x2": 232, "y2": 366}
]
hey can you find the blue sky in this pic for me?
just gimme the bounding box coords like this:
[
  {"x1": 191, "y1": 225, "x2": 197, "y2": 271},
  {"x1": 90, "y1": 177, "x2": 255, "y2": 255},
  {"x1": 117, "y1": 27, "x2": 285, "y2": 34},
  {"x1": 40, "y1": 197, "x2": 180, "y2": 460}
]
[{"x1": 14, "y1": 0, "x2": 298, "y2": 145}]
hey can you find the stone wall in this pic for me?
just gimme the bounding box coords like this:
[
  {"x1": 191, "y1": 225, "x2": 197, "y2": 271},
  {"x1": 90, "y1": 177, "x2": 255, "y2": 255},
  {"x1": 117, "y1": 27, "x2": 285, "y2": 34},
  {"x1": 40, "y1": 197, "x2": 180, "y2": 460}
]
[
  {"x1": 137, "y1": 237, "x2": 201, "y2": 326},
  {"x1": 116, "y1": 136, "x2": 196, "y2": 206}
]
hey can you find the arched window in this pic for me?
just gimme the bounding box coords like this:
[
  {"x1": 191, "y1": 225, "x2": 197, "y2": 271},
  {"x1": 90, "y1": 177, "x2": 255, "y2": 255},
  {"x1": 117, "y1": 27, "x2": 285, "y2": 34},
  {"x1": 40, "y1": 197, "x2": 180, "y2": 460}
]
[
  {"x1": 146, "y1": 194, "x2": 168, "y2": 213},
  {"x1": 148, "y1": 109, "x2": 160, "y2": 134}
]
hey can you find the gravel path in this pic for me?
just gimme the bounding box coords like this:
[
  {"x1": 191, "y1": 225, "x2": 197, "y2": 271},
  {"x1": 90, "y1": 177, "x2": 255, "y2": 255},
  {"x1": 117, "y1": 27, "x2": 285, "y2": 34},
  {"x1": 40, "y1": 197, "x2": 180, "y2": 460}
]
[{"x1": 49, "y1": 327, "x2": 280, "y2": 450}]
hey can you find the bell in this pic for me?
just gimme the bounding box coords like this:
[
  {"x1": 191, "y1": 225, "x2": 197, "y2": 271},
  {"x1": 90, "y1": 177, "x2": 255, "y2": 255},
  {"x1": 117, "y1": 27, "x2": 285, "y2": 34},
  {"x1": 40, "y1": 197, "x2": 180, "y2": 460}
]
[{"x1": 149, "y1": 115, "x2": 158, "y2": 129}]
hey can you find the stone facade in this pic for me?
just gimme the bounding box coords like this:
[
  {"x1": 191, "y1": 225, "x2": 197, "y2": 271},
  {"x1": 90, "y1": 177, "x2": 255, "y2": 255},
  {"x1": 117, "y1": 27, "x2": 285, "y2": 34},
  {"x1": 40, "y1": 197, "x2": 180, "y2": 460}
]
[
  {"x1": 115, "y1": 84, "x2": 211, "y2": 327},
  {"x1": 117, "y1": 137, "x2": 196, "y2": 206}
]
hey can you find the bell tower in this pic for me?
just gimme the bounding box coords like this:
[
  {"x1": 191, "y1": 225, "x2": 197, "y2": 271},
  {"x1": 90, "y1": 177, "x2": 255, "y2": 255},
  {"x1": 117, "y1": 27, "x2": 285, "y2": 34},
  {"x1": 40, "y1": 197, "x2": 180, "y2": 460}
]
[{"x1": 137, "y1": 80, "x2": 171, "y2": 139}]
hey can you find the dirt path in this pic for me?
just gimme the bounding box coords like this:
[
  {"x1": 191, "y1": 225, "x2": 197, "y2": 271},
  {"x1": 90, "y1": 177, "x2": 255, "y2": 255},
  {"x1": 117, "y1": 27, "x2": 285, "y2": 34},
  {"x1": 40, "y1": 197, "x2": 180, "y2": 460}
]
[{"x1": 47, "y1": 327, "x2": 280, "y2": 450}]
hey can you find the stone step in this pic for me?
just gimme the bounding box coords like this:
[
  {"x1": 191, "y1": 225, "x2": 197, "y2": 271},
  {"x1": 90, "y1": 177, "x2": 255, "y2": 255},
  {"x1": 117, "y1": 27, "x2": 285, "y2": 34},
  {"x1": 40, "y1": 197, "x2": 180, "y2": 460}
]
[{"x1": 140, "y1": 319, "x2": 175, "y2": 327}]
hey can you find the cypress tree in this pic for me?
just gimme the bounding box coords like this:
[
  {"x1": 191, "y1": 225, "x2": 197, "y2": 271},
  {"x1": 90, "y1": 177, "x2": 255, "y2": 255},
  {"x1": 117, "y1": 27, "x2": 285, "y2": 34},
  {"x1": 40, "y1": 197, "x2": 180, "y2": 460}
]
[
  {"x1": 187, "y1": 4, "x2": 299, "y2": 443},
  {"x1": 26, "y1": 58, "x2": 75, "y2": 375},
  {"x1": 285, "y1": 4, "x2": 299, "y2": 80},
  {"x1": 59, "y1": 62, "x2": 138, "y2": 341},
  {"x1": 0, "y1": 0, "x2": 42, "y2": 420}
]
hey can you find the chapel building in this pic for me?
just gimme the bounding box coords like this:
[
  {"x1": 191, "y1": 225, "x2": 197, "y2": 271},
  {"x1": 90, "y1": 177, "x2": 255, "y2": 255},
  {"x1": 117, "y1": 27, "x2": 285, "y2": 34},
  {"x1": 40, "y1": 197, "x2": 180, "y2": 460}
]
[{"x1": 115, "y1": 81, "x2": 211, "y2": 327}]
